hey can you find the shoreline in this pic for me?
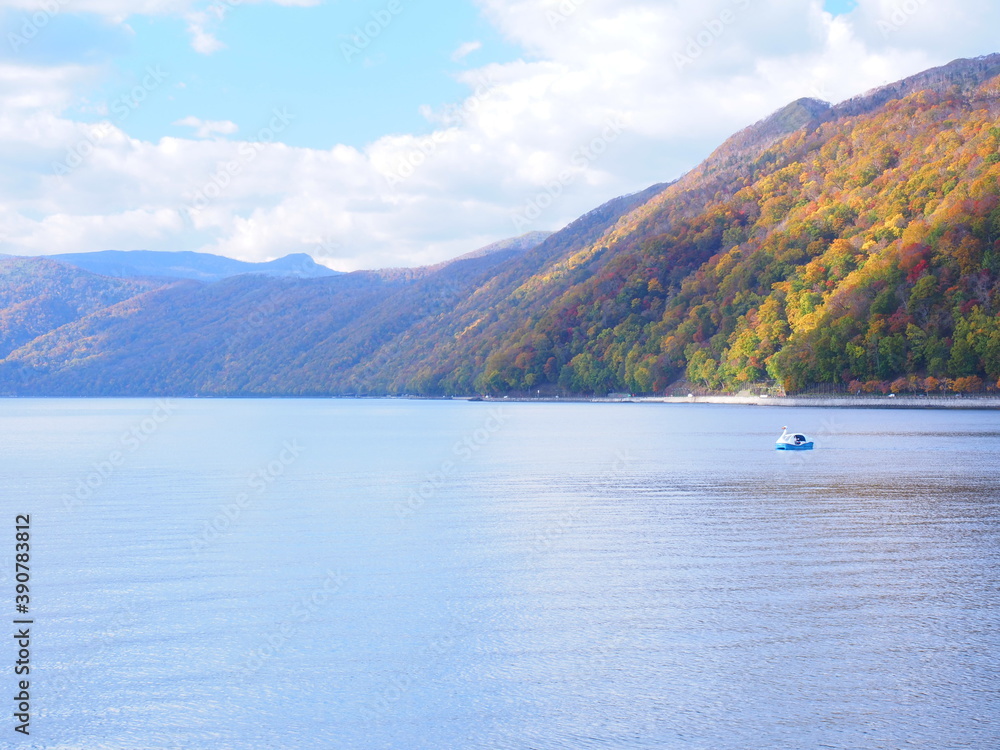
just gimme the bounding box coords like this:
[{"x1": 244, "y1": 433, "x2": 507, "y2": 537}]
[
  {"x1": 597, "y1": 395, "x2": 1000, "y2": 410},
  {"x1": 4, "y1": 394, "x2": 1000, "y2": 409},
  {"x1": 462, "y1": 394, "x2": 1000, "y2": 410},
  {"x1": 663, "y1": 396, "x2": 1000, "y2": 410}
]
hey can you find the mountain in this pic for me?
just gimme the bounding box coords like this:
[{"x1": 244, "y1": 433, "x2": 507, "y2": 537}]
[
  {"x1": 49, "y1": 250, "x2": 342, "y2": 282},
  {"x1": 454, "y1": 54, "x2": 1000, "y2": 396},
  {"x1": 2, "y1": 54, "x2": 1000, "y2": 397},
  {"x1": 0, "y1": 229, "x2": 582, "y2": 395},
  {"x1": 444, "y1": 231, "x2": 554, "y2": 263},
  {"x1": 834, "y1": 53, "x2": 1000, "y2": 117},
  {"x1": 0, "y1": 256, "x2": 167, "y2": 360}
]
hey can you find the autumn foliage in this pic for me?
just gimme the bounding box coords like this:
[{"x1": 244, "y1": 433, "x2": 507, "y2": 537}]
[
  {"x1": 469, "y1": 78, "x2": 1000, "y2": 395},
  {"x1": 4, "y1": 63, "x2": 1000, "y2": 398}
]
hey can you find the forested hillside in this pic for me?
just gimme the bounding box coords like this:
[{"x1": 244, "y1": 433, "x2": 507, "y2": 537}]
[
  {"x1": 2, "y1": 55, "x2": 999, "y2": 397},
  {"x1": 0, "y1": 257, "x2": 167, "y2": 361},
  {"x1": 439, "y1": 57, "x2": 1000, "y2": 396}
]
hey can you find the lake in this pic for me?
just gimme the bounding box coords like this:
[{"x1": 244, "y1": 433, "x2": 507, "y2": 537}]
[{"x1": 3, "y1": 399, "x2": 999, "y2": 749}]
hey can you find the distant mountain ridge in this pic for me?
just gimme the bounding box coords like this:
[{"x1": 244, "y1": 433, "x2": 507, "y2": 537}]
[
  {"x1": 442, "y1": 231, "x2": 553, "y2": 264},
  {"x1": 43, "y1": 234, "x2": 556, "y2": 283},
  {"x1": 704, "y1": 53, "x2": 1000, "y2": 172},
  {"x1": 2, "y1": 54, "x2": 1000, "y2": 397},
  {"x1": 49, "y1": 250, "x2": 342, "y2": 282},
  {"x1": 835, "y1": 53, "x2": 1000, "y2": 117}
]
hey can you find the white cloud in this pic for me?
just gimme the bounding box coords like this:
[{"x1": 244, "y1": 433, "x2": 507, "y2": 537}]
[
  {"x1": 451, "y1": 41, "x2": 483, "y2": 62},
  {"x1": 1, "y1": 0, "x2": 998, "y2": 270},
  {"x1": 0, "y1": 0, "x2": 321, "y2": 52},
  {"x1": 0, "y1": 63, "x2": 99, "y2": 113},
  {"x1": 173, "y1": 116, "x2": 239, "y2": 138},
  {"x1": 0, "y1": 0, "x2": 195, "y2": 27},
  {"x1": 1, "y1": 208, "x2": 185, "y2": 256},
  {"x1": 185, "y1": 11, "x2": 227, "y2": 55}
]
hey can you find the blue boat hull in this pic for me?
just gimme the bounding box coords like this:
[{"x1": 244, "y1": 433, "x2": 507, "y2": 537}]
[{"x1": 776, "y1": 442, "x2": 813, "y2": 450}]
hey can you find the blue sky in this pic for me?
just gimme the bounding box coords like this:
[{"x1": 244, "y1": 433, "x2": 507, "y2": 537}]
[
  {"x1": 6, "y1": 0, "x2": 861, "y2": 149},
  {"x1": 0, "y1": 0, "x2": 994, "y2": 269},
  {"x1": 823, "y1": 0, "x2": 857, "y2": 14},
  {"x1": 4, "y1": 1, "x2": 522, "y2": 148}
]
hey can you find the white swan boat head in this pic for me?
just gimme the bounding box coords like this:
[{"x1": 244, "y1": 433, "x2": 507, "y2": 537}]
[{"x1": 776, "y1": 426, "x2": 814, "y2": 450}]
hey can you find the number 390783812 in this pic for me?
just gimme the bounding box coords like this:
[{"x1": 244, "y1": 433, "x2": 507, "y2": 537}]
[{"x1": 15, "y1": 515, "x2": 30, "y2": 611}]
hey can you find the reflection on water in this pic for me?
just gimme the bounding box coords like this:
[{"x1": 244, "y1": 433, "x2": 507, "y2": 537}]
[{"x1": 2, "y1": 399, "x2": 998, "y2": 749}]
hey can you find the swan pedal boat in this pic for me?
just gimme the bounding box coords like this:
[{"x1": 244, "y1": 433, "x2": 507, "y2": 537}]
[{"x1": 776, "y1": 427, "x2": 814, "y2": 450}]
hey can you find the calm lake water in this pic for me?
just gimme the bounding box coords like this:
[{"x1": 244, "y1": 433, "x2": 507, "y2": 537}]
[{"x1": 2, "y1": 399, "x2": 999, "y2": 749}]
